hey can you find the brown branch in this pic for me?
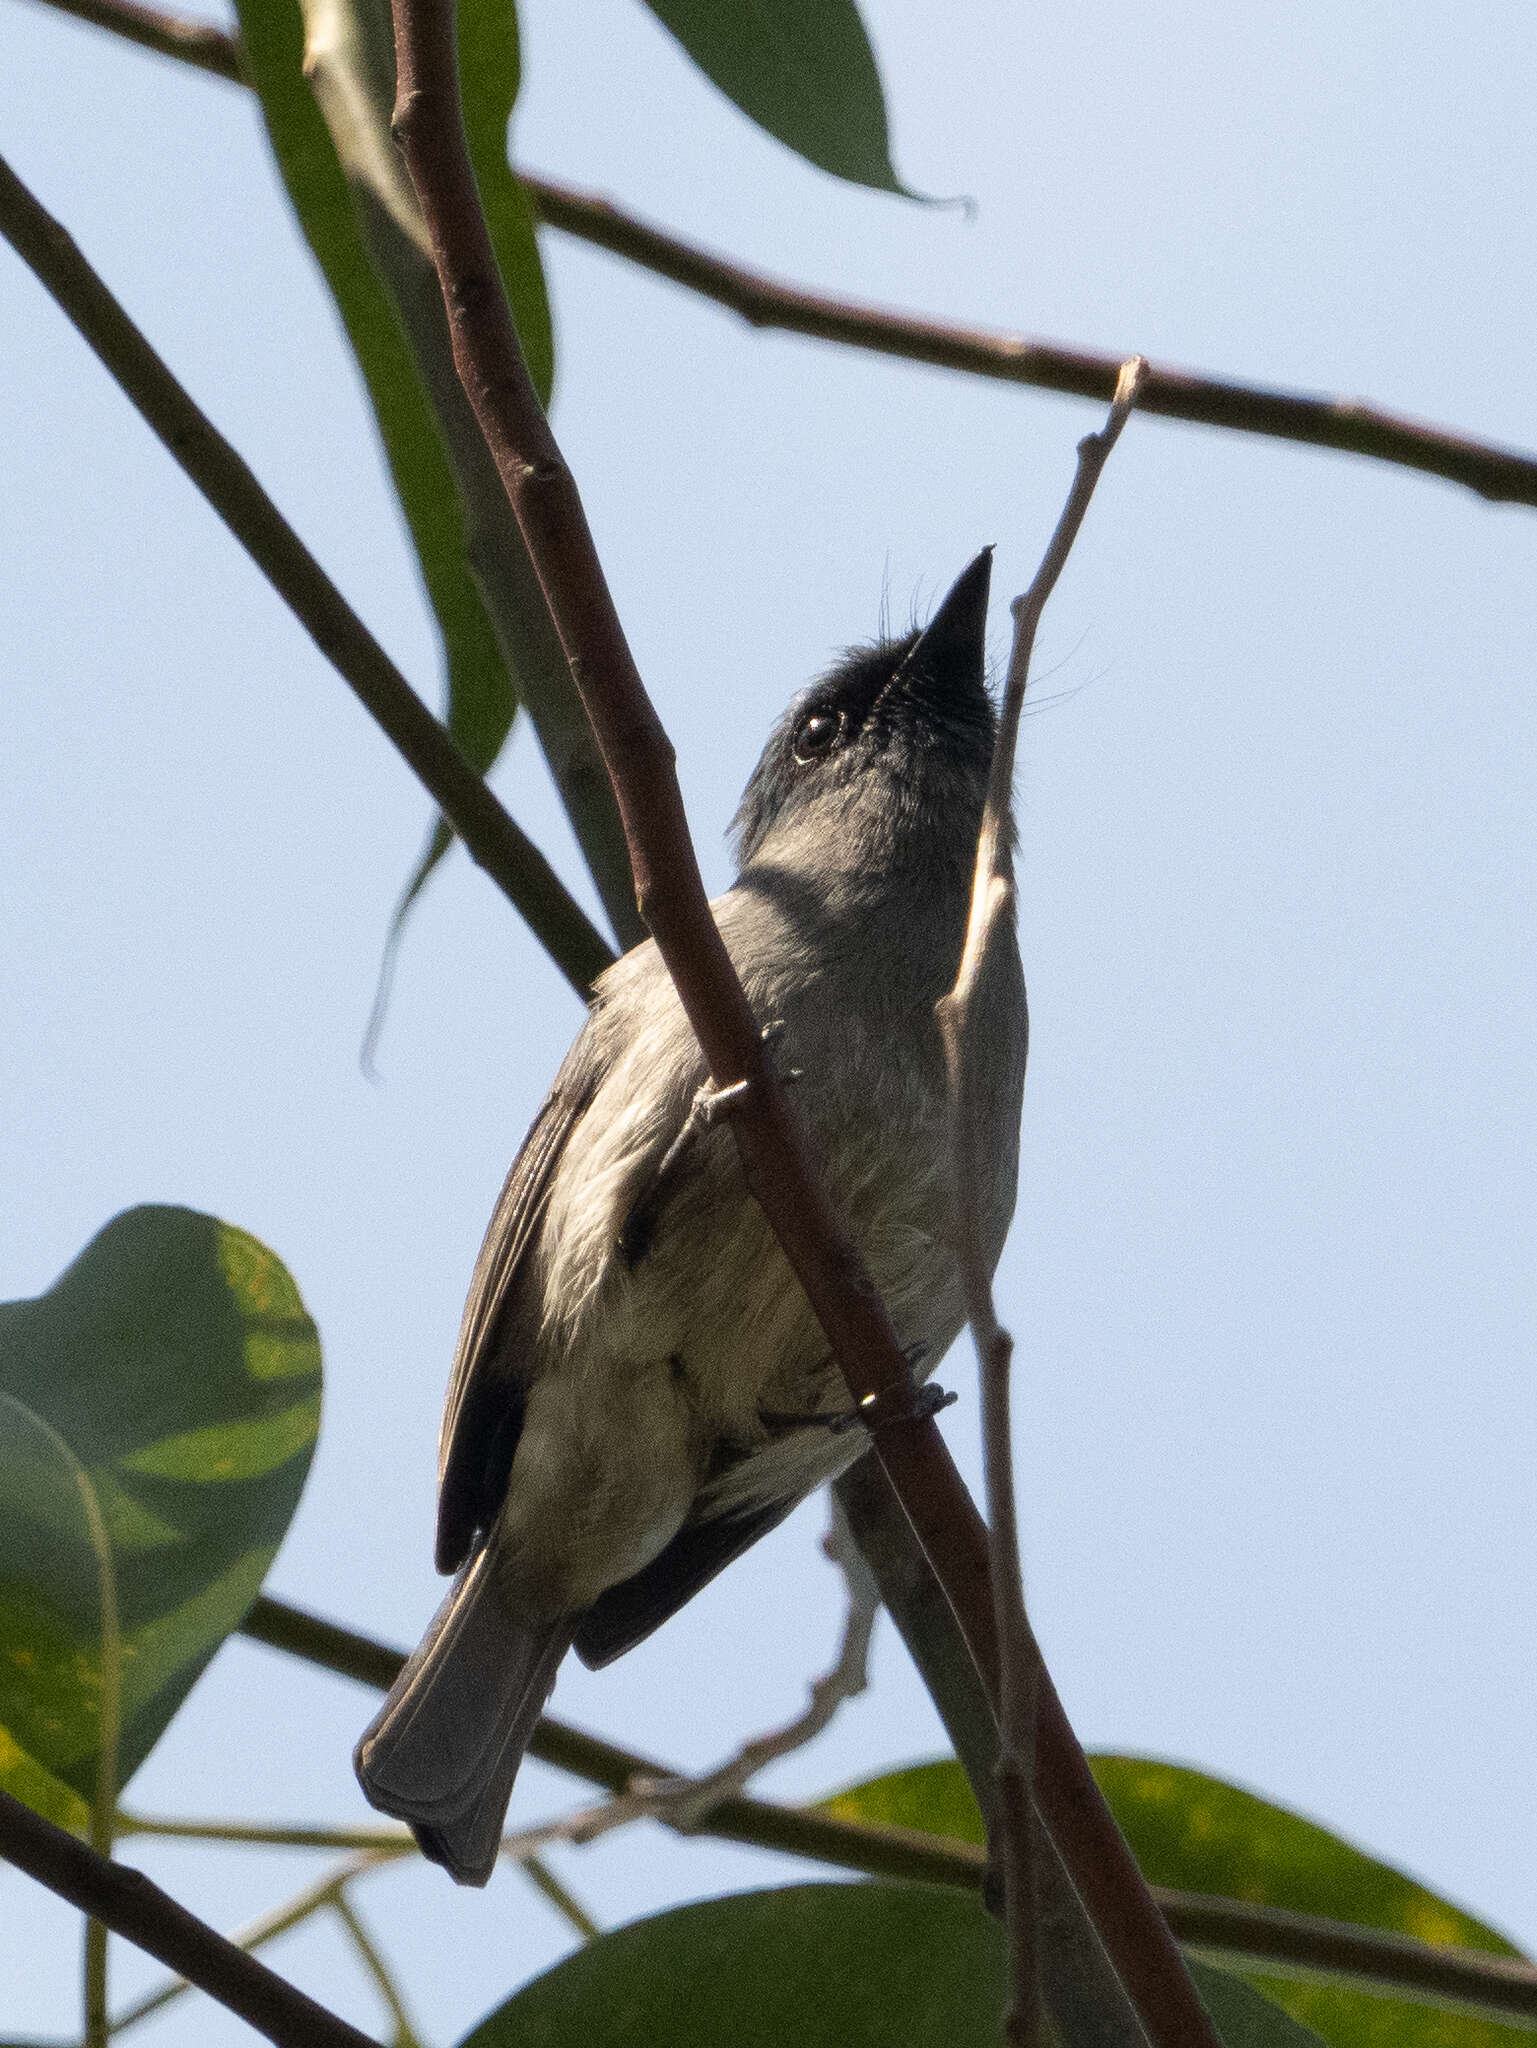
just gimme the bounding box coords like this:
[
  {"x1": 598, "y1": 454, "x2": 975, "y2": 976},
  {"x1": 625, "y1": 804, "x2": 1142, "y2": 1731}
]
[
  {"x1": 0, "y1": 1789, "x2": 378, "y2": 2048},
  {"x1": 17, "y1": 0, "x2": 245, "y2": 78},
  {"x1": 0, "y1": 148, "x2": 615, "y2": 1002},
  {"x1": 386, "y1": 4, "x2": 1215, "y2": 2033},
  {"x1": 19, "y1": 0, "x2": 1537, "y2": 511},
  {"x1": 519, "y1": 174, "x2": 1537, "y2": 512},
  {"x1": 1160, "y1": 1890, "x2": 1537, "y2": 2029}
]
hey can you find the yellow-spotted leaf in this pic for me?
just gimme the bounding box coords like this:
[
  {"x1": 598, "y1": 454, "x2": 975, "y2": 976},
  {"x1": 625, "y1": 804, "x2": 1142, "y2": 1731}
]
[
  {"x1": 0, "y1": 1207, "x2": 320, "y2": 1815},
  {"x1": 820, "y1": 1756, "x2": 1531, "y2": 2046}
]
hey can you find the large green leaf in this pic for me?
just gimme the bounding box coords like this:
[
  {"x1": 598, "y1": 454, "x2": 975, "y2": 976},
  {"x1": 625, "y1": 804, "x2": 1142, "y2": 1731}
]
[
  {"x1": 0, "y1": 1208, "x2": 320, "y2": 1815},
  {"x1": 821, "y1": 1757, "x2": 1532, "y2": 2046},
  {"x1": 458, "y1": 1882, "x2": 1321, "y2": 2048},
  {"x1": 639, "y1": 0, "x2": 911, "y2": 195},
  {"x1": 234, "y1": 0, "x2": 553, "y2": 929}
]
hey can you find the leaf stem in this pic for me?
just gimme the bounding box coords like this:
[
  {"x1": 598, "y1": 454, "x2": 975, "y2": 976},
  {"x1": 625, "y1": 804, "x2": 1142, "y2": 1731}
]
[
  {"x1": 519, "y1": 1856, "x2": 601, "y2": 1943},
  {"x1": 332, "y1": 1894, "x2": 423, "y2": 2048}
]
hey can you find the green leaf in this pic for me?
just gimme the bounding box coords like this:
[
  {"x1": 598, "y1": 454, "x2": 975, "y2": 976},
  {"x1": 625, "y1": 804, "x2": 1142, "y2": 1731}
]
[
  {"x1": 1189, "y1": 1964, "x2": 1333, "y2": 2048},
  {"x1": 234, "y1": 0, "x2": 553, "y2": 929},
  {"x1": 1087, "y1": 1756, "x2": 1521, "y2": 1957},
  {"x1": 639, "y1": 0, "x2": 911, "y2": 195},
  {"x1": 460, "y1": 1884, "x2": 1003, "y2": 2048},
  {"x1": 819, "y1": 1754, "x2": 985, "y2": 1843},
  {"x1": 0, "y1": 1208, "x2": 320, "y2": 1812},
  {"x1": 1092, "y1": 1759, "x2": 1537, "y2": 2046},
  {"x1": 459, "y1": 1882, "x2": 1321, "y2": 2048},
  {"x1": 821, "y1": 1757, "x2": 1532, "y2": 2046}
]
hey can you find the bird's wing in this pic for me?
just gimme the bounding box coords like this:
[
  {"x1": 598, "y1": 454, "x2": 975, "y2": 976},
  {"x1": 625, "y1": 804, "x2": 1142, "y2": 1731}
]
[
  {"x1": 434, "y1": 1037, "x2": 608, "y2": 1573},
  {"x1": 572, "y1": 1490, "x2": 803, "y2": 1669}
]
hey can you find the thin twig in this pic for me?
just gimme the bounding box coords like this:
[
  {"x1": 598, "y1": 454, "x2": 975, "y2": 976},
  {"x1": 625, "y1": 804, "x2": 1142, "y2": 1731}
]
[
  {"x1": 106, "y1": 1850, "x2": 400, "y2": 2036},
  {"x1": 936, "y1": 358, "x2": 1150, "y2": 2048},
  {"x1": 117, "y1": 1814, "x2": 418, "y2": 1852},
  {"x1": 332, "y1": 1895, "x2": 423, "y2": 2048},
  {"x1": 518, "y1": 1855, "x2": 601, "y2": 1942},
  {"x1": 0, "y1": 1791, "x2": 379, "y2": 2048},
  {"x1": 517, "y1": 175, "x2": 1537, "y2": 512},
  {"x1": 17, "y1": 0, "x2": 245, "y2": 77},
  {"x1": 609, "y1": 1502, "x2": 881, "y2": 1831},
  {"x1": 0, "y1": 148, "x2": 615, "y2": 1002}
]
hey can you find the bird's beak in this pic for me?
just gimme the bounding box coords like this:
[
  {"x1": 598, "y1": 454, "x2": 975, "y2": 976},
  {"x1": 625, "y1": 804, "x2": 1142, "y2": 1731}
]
[{"x1": 896, "y1": 547, "x2": 993, "y2": 700}]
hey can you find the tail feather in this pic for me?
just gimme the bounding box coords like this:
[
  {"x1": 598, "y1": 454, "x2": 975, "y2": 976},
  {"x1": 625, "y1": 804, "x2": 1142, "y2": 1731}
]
[{"x1": 354, "y1": 1546, "x2": 573, "y2": 1886}]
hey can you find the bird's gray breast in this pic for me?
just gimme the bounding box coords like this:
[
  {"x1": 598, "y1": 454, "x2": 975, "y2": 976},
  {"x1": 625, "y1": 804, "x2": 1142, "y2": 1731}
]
[{"x1": 526, "y1": 858, "x2": 1025, "y2": 1503}]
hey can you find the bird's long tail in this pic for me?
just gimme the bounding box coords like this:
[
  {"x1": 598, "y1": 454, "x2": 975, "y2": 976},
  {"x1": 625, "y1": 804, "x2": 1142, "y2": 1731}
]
[{"x1": 353, "y1": 1546, "x2": 573, "y2": 1886}]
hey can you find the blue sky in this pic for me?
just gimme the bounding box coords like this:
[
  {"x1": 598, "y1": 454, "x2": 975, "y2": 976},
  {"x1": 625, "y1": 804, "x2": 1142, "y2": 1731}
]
[{"x1": 2, "y1": 0, "x2": 1534, "y2": 2038}]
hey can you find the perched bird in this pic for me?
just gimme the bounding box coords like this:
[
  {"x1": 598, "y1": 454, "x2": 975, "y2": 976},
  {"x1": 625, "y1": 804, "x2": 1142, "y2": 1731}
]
[{"x1": 355, "y1": 551, "x2": 1027, "y2": 1882}]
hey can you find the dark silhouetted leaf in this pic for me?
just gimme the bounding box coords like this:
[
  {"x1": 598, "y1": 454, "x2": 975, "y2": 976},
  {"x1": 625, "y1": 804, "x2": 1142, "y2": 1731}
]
[
  {"x1": 458, "y1": 1881, "x2": 1323, "y2": 2048},
  {"x1": 640, "y1": 0, "x2": 910, "y2": 195}
]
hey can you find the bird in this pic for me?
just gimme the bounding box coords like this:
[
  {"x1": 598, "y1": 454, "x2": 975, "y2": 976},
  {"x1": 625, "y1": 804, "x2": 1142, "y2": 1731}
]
[{"x1": 354, "y1": 550, "x2": 1028, "y2": 1883}]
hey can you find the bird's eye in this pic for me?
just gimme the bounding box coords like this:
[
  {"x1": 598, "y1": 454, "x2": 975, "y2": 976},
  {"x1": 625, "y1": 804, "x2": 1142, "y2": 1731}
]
[{"x1": 792, "y1": 708, "x2": 842, "y2": 763}]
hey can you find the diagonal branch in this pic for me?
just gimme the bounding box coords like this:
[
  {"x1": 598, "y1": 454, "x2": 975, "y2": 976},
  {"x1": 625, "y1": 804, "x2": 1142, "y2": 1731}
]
[
  {"x1": 17, "y1": 0, "x2": 245, "y2": 77},
  {"x1": 0, "y1": 147, "x2": 615, "y2": 1001},
  {"x1": 0, "y1": 1790, "x2": 379, "y2": 2048},
  {"x1": 517, "y1": 175, "x2": 1537, "y2": 512},
  {"x1": 384, "y1": 6, "x2": 1220, "y2": 2041}
]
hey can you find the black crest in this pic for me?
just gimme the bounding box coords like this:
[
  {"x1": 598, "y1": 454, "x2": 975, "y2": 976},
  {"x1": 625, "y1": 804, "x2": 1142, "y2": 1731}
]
[{"x1": 733, "y1": 550, "x2": 995, "y2": 867}]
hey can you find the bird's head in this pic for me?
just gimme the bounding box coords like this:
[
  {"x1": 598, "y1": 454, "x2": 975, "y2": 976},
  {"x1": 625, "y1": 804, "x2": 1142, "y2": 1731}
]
[{"x1": 731, "y1": 550, "x2": 996, "y2": 883}]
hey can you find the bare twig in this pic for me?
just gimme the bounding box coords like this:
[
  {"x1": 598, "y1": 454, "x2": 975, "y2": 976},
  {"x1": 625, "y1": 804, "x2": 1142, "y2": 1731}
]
[
  {"x1": 17, "y1": 0, "x2": 245, "y2": 77},
  {"x1": 332, "y1": 1895, "x2": 423, "y2": 2048},
  {"x1": 570, "y1": 1507, "x2": 883, "y2": 1837},
  {"x1": 106, "y1": 1850, "x2": 401, "y2": 2036},
  {"x1": 517, "y1": 176, "x2": 1537, "y2": 512},
  {"x1": 936, "y1": 358, "x2": 1149, "y2": 2048},
  {"x1": 518, "y1": 1855, "x2": 601, "y2": 1942},
  {"x1": 0, "y1": 148, "x2": 615, "y2": 1001},
  {"x1": 0, "y1": 1790, "x2": 379, "y2": 2048}
]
